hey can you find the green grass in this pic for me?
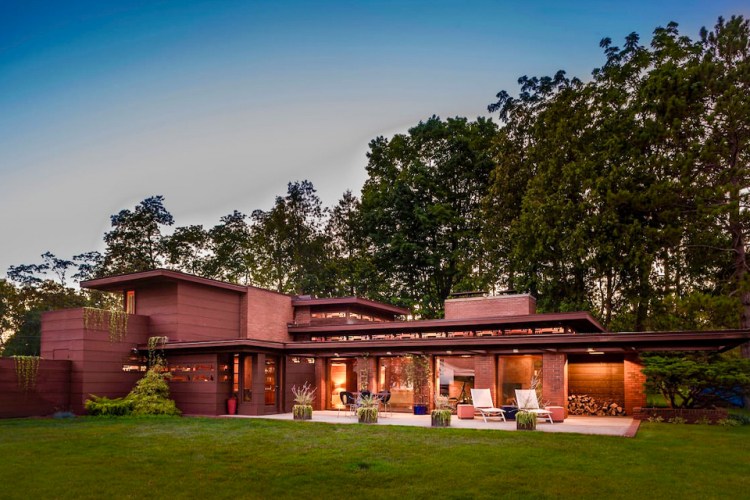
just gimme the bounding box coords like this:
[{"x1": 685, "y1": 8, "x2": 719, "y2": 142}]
[{"x1": 0, "y1": 417, "x2": 748, "y2": 499}]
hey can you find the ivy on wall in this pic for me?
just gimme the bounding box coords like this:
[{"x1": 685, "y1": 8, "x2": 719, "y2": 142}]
[
  {"x1": 147, "y1": 336, "x2": 168, "y2": 367},
  {"x1": 13, "y1": 355, "x2": 41, "y2": 392},
  {"x1": 82, "y1": 307, "x2": 128, "y2": 342}
]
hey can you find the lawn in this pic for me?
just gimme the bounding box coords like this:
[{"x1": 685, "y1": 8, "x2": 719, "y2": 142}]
[{"x1": 0, "y1": 416, "x2": 748, "y2": 499}]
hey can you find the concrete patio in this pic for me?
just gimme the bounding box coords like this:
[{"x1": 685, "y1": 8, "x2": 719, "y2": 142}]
[{"x1": 225, "y1": 410, "x2": 640, "y2": 437}]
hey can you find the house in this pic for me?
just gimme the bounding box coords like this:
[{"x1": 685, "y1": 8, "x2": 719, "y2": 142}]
[{"x1": 34, "y1": 269, "x2": 750, "y2": 417}]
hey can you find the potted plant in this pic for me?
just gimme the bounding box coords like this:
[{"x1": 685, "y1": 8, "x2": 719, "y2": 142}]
[
  {"x1": 226, "y1": 393, "x2": 238, "y2": 415},
  {"x1": 357, "y1": 394, "x2": 379, "y2": 424},
  {"x1": 431, "y1": 394, "x2": 452, "y2": 427},
  {"x1": 291, "y1": 382, "x2": 316, "y2": 421},
  {"x1": 404, "y1": 354, "x2": 431, "y2": 415},
  {"x1": 516, "y1": 410, "x2": 537, "y2": 430}
]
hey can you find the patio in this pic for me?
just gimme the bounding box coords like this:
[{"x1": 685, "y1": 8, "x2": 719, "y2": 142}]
[{"x1": 225, "y1": 411, "x2": 640, "y2": 437}]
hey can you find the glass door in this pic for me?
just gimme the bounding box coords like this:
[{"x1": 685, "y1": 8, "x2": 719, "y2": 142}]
[{"x1": 264, "y1": 357, "x2": 277, "y2": 406}]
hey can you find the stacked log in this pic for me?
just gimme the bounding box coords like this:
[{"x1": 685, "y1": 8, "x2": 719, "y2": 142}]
[{"x1": 567, "y1": 394, "x2": 626, "y2": 416}]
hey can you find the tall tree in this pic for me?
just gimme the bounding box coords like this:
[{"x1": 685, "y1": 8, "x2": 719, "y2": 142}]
[
  {"x1": 361, "y1": 116, "x2": 499, "y2": 317},
  {"x1": 100, "y1": 196, "x2": 174, "y2": 275},
  {"x1": 250, "y1": 181, "x2": 328, "y2": 294}
]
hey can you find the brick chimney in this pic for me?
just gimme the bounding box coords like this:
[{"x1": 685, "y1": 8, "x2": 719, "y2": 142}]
[{"x1": 444, "y1": 294, "x2": 536, "y2": 320}]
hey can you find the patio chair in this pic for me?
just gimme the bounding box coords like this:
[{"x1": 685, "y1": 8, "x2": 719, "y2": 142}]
[
  {"x1": 377, "y1": 390, "x2": 392, "y2": 417},
  {"x1": 340, "y1": 391, "x2": 358, "y2": 416},
  {"x1": 514, "y1": 389, "x2": 554, "y2": 424},
  {"x1": 470, "y1": 388, "x2": 506, "y2": 422}
]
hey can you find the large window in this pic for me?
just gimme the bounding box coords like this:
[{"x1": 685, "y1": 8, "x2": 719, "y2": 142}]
[
  {"x1": 497, "y1": 355, "x2": 543, "y2": 406},
  {"x1": 378, "y1": 357, "x2": 414, "y2": 412},
  {"x1": 435, "y1": 356, "x2": 475, "y2": 405},
  {"x1": 243, "y1": 356, "x2": 253, "y2": 402}
]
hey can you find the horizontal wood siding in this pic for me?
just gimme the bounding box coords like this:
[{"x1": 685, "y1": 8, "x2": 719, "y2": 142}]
[
  {"x1": 167, "y1": 353, "x2": 232, "y2": 415},
  {"x1": 0, "y1": 359, "x2": 71, "y2": 418},
  {"x1": 135, "y1": 282, "x2": 179, "y2": 338},
  {"x1": 284, "y1": 357, "x2": 317, "y2": 411},
  {"x1": 40, "y1": 309, "x2": 151, "y2": 414},
  {"x1": 176, "y1": 282, "x2": 241, "y2": 341},
  {"x1": 568, "y1": 355, "x2": 625, "y2": 404}
]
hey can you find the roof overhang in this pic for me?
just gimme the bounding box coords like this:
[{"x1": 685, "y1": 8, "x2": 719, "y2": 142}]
[
  {"x1": 137, "y1": 329, "x2": 749, "y2": 357},
  {"x1": 81, "y1": 269, "x2": 248, "y2": 293},
  {"x1": 291, "y1": 297, "x2": 409, "y2": 316},
  {"x1": 288, "y1": 311, "x2": 606, "y2": 334}
]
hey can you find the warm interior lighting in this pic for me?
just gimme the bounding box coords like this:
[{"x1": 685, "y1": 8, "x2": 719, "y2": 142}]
[
  {"x1": 587, "y1": 348, "x2": 605, "y2": 355},
  {"x1": 291, "y1": 357, "x2": 301, "y2": 363}
]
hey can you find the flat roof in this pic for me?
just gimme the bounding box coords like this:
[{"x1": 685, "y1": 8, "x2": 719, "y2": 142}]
[
  {"x1": 140, "y1": 329, "x2": 750, "y2": 355},
  {"x1": 81, "y1": 269, "x2": 248, "y2": 293},
  {"x1": 288, "y1": 311, "x2": 607, "y2": 334},
  {"x1": 291, "y1": 296, "x2": 410, "y2": 316}
]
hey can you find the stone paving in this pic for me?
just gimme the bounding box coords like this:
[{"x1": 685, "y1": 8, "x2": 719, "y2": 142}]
[{"x1": 225, "y1": 410, "x2": 640, "y2": 437}]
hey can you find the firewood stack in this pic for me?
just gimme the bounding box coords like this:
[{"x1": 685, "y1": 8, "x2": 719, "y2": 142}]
[{"x1": 567, "y1": 394, "x2": 626, "y2": 416}]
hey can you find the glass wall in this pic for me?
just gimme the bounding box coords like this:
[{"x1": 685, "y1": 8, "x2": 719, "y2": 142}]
[
  {"x1": 327, "y1": 359, "x2": 356, "y2": 409},
  {"x1": 435, "y1": 356, "x2": 475, "y2": 407},
  {"x1": 497, "y1": 355, "x2": 542, "y2": 406},
  {"x1": 378, "y1": 357, "x2": 413, "y2": 412}
]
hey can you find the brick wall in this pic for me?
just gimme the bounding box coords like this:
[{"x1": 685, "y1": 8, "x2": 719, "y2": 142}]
[
  {"x1": 294, "y1": 306, "x2": 311, "y2": 325},
  {"x1": 242, "y1": 287, "x2": 293, "y2": 342},
  {"x1": 474, "y1": 355, "x2": 498, "y2": 404},
  {"x1": 624, "y1": 354, "x2": 647, "y2": 415},
  {"x1": 542, "y1": 353, "x2": 567, "y2": 407},
  {"x1": 632, "y1": 407, "x2": 728, "y2": 423},
  {"x1": 444, "y1": 295, "x2": 536, "y2": 319}
]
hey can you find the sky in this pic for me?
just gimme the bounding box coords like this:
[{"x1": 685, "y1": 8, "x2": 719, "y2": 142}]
[{"x1": 1, "y1": 0, "x2": 748, "y2": 276}]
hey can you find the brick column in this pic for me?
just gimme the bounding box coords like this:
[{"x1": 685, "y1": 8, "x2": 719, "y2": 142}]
[
  {"x1": 474, "y1": 355, "x2": 498, "y2": 404},
  {"x1": 624, "y1": 354, "x2": 647, "y2": 415},
  {"x1": 314, "y1": 357, "x2": 327, "y2": 411},
  {"x1": 542, "y1": 352, "x2": 567, "y2": 407}
]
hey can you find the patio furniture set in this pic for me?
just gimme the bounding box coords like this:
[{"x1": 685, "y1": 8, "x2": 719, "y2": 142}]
[{"x1": 338, "y1": 390, "x2": 393, "y2": 416}]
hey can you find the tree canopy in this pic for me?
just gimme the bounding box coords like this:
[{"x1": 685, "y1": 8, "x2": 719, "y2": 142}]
[{"x1": 2, "y1": 14, "x2": 750, "y2": 356}]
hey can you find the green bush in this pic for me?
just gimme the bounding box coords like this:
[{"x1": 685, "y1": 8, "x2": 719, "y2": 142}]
[
  {"x1": 128, "y1": 367, "x2": 181, "y2": 416},
  {"x1": 85, "y1": 395, "x2": 134, "y2": 416},
  {"x1": 84, "y1": 365, "x2": 180, "y2": 417}
]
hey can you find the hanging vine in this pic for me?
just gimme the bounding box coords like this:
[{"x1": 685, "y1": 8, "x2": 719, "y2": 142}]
[
  {"x1": 148, "y1": 336, "x2": 168, "y2": 367},
  {"x1": 14, "y1": 355, "x2": 41, "y2": 392},
  {"x1": 83, "y1": 307, "x2": 129, "y2": 343}
]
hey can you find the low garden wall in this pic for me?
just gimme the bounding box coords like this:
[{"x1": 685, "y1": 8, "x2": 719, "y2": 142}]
[
  {"x1": 0, "y1": 358, "x2": 71, "y2": 418},
  {"x1": 632, "y1": 407, "x2": 729, "y2": 423}
]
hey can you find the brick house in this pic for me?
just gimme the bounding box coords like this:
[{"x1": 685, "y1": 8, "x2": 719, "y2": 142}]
[{"x1": 31, "y1": 269, "x2": 750, "y2": 416}]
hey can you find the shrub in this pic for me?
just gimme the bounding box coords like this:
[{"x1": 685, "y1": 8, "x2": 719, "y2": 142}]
[
  {"x1": 85, "y1": 396, "x2": 134, "y2": 416},
  {"x1": 128, "y1": 367, "x2": 181, "y2": 416},
  {"x1": 641, "y1": 352, "x2": 750, "y2": 408}
]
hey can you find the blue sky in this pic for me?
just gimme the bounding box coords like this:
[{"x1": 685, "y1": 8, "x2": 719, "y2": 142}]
[{"x1": 1, "y1": 1, "x2": 748, "y2": 275}]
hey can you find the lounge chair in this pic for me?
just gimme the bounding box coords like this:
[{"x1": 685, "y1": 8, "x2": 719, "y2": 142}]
[
  {"x1": 514, "y1": 389, "x2": 554, "y2": 424},
  {"x1": 470, "y1": 388, "x2": 506, "y2": 422}
]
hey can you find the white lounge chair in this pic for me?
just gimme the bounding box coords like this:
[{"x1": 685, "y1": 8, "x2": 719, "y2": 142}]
[
  {"x1": 470, "y1": 388, "x2": 506, "y2": 422},
  {"x1": 515, "y1": 389, "x2": 554, "y2": 424}
]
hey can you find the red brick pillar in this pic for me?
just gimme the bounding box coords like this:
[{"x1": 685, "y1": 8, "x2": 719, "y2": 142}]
[
  {"x1": 474, "y1": 355, "x2": 498, "y2": 404},
  {"x1": 314, "y1": 357, "x2": 327, "y2": 411},
  {"x1": 542, "y1": 353, "x2": 567, "y2": 407},
  {"x1": 624, "y1": 354, "x2": 647, "y2": 415}
]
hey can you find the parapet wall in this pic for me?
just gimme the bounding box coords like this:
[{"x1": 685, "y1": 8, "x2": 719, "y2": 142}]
[{"x1": 444, "y1": 294, "x2": 536, "y2": 319}]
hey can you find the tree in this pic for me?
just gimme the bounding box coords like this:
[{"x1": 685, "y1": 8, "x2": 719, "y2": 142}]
[
  {"x1": 100, "y1": 196, "x2": 174, "y2": 275},
  {"x1": 642, "y1": 351, "x2": 750, "y2": 408},
  {"x1": 361, "y1": 116, "x2": 499, "y2": 317},
  {"x1": 204, "y1": 212, "x2": 254, "y2": 285},
  {"x1": 250, "y1": 181, "x2": 328, "y2": 294},
  {"x1": 324, "y1": 191, "x2": 382, "y2": 297}
]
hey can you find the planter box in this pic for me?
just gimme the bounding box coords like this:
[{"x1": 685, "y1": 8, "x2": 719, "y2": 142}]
[
  {"x1": 431, "y1": 411, "x2": 451, "y2": 427},
  {"x1": 632, "y1": 407, "x2": 728, "y2": 424},
  {"x1": 457, "y1": 404, "x2": 475, "y2": 419}
]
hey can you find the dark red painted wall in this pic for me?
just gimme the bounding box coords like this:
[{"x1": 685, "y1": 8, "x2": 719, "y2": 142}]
[
  {"x1": 175, "y1": 282, "x2": 241, "y2": 341},
  {"x1": 0, "y1": 359, "x2": 71, "y2": 418},
  {"x1": 167, "y1": 353, "x2": 233, "y2": 415},
  {"x1": 41, "y1": 309, "x2": 151, "y2": 414}
]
